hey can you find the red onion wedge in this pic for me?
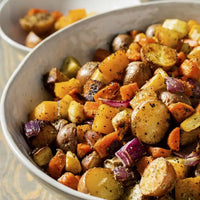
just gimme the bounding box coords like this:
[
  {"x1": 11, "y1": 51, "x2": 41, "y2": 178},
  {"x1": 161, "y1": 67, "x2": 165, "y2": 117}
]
[
  {"x1": 115, "y1": 138, "x2": 144, "y2": 167},
  {"x1": 165, "y1": 77, "x2": 184, "y2": 93},
  {"x1": 24, "y1": 120, "x2": 49, "y2": 138},
  {"x1": 99, "y1": 98, "x2": 130, "y2": 108},
  {"x1": 184, "y1": 152, "x2": 200, "y2": 166}
]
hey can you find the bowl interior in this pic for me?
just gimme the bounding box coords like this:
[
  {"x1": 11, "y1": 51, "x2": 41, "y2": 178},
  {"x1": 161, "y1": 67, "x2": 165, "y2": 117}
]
[
  {"x1": 0, "y1": 0, "x2": 140, "y2": 52},
  {"x1": 1, "y1": 1, "x2": 200, "y2": 199}
]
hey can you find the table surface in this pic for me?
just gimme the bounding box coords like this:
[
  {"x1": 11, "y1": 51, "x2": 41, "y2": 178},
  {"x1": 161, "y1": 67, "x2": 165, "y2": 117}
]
[{"x1": 0, "y1": 38, "x2": 67, "y2": 200}]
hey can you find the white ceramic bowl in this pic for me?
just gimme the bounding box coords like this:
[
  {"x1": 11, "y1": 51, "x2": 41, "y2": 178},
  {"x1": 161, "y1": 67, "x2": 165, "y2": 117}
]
[
  {"x1": 0, "y1": 0, "x2": 140, "y2": 55},
  {"x1": 1, "y1": 1, "x2": 200, "y2": 199}
]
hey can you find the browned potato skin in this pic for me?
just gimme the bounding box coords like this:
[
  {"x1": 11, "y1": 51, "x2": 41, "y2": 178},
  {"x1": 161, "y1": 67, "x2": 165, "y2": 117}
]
[
  {"x1": 20, "y1": 13, "x2": 55, "y2": 35},
  {"x1": 145, "y1": 24, "x2": 161, "y2": 38},
  {"x1": 76, "y1": 62, "x2": 99, "y2": 85},
  {"x1": 123, "y1": 61, "x2": 152, "y2": 88},
  {"x1": 140, "y1": 157, "x2": 176, "y2": 197},
  {"x1": 159, "y1": 91, "x2": 191, "y2": 106},
  {"x1": 56, "y1": 123, "x2": 77, "y2": 153},
  {"x1": 81, "y1": 151, "x2": 102, "y2": 172},
  {"x1": 112, "y1": 34, "x2": 133, "y2": 52}
]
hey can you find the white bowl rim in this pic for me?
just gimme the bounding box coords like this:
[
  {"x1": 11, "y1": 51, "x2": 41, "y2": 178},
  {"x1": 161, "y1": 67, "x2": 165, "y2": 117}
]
[{"x1": 1, "y1": 0, "x2": 200, "y2": 199}]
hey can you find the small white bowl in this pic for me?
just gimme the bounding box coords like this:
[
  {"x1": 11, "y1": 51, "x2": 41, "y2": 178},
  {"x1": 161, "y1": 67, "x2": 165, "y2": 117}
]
[
  {"x1": 0, "y1": 0, "x2": 140, "y2": 56},
  {"x1": 1, "y1": 1, "x2": 200, "y2": 199}
]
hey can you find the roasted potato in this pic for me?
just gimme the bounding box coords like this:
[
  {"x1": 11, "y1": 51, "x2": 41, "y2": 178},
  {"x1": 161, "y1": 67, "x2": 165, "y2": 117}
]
[
  {"x1": 141, "y1": 43, "x2": 177, "y2": 71},
  {"x1": 112, "y1": 34, "x2": 133, "y2": 52},
  {"x1": 140, "y1": 157, "x2": 176, "y2": 197},
  {"x1": 78, "y1": 167, "x2": 124, "y2": 200},
  {"x1": 76, "y1": 62, "x2": 99, "y2": 85},
  {"x1": 56, "y1": 123, "x2": 77, "y2": 153},
  {"x1": 145, "y1": 24, "x2": 161, "y2": 38},
  {"x1": 131, "y1": 100, "x2": 170, "y2": 144},
  {"x1": 20, "y1": 12, "x2": 55, "y2": 35},
  {"x1": 123, "y1": 62, "x2": 152, "y2": 88},
  {"x1": 159, "y1": 91, "x2": 191, "y2": 106}
]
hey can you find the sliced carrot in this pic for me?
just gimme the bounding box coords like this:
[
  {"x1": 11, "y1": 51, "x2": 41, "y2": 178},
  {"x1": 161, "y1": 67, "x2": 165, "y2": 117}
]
[
  {"x1": 47, "y1": 149, "x2": 66, "y2": 179},
  {"x1": 126, "y1": 42, "x2": 141, "y2": 61},
  {"x1": 168, "y1": 102, "x2": 195, "y2": 123},
  {"x1": 179, "y1": 59, "x2": 200, "y2": 81},
  {"x1": 167, "y1": 127, "x2": 180, "y2": 151},
  {"x1": 27, "y1": 8, "x2": 48, "y2": 16},
  {"x1": 83, "y1": 101, "x2": 100, "y2": 119},
  {"x1": 94, "y1": 131, "x2": 120, "y2": 158},
  {"x1": 136, "y1": 156, "x2": 153, "y2": 176},
  {"x1": 93, "y1": 48, "x2": 110, "y2": 62},
  {"x1": 77, "y1": 124, "x2": 92, "y2": 143},
  {"x1": 93, "y1": 82, "x2": 120, "y2": 102},
  {"x1": 148, "y1": 147, "x2": 171, "y2": 158},
  {"x1": 57, "y1": 172, "x2": 79, "y2": 190},
  {"x1": 181, "y1": 80, "x2": 194, "y2": 97},
  {"x1": 51, "y1": 11, "x2": 63, "y2": 21},
  {"x1": 177, "y1": 51, "x2": 186, "y2": 65},
  {"x1": 77, "y1": 143, "x2": 92, "y2": 159},
  {"x1": 138, "y1": 37, "x2": 156, "y2": 47},
  {"x1": 120, "y1": 82, "x2": 139, "y2": 101}
]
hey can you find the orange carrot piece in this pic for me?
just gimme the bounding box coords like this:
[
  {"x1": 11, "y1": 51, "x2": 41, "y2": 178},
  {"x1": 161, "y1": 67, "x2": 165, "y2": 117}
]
[
  {"x1": 126, "y1": 42, "x2": 141, "y2": 61},
  {"x1": 57, "y1": 172, "x2": 79, "y2": 190},
  {"x1": 51, "y1": 11, "x2": 63, "y2": 21},
  {"x1": 148, "y1": 147, "x2": 171, "y2": 158},
  {"x1": 83, "y1": 101, "x2": 100, "y2": 119},
  {"x1": 181, "y1": 80, "x2": 194, "y2": 97},
  {"x1": 77, "y1": 124, "x2": 92, "y2": 143},
  {"x1": 167, "y1": 127, "x2": 180, "y2": 152},
  {"x1": 136, "y1": 156, "x2": 153, "y2": 176},
  {"x1": 93, "y1": 82, "x2": 120, "y2": 102},
  {"x1": 47, "y1": 149, "x2": 66, "y2": 179},
  {"x1": 179, "y1": 59, "x2": 200, "y2": 81},
  {"x1": 168, "y1": 102, "x2": 195, "y2": 123},
  {"x1": 94, "y1": 131, "x2": 120, "y2": 158},
  {"x1": 177, "y1": 52, "x2": 186, "y2": 65},
  {"x1": 77, "y1": 143, "x2": 92, "y2": 159},
  {"x1": 120, "y1": 82, "x2": 139, "y2": 101},
  {"x1": 27, "y1": 8, "x2": 48, "y2": 16},
  {"x1": 93, "y1": 48, "x2": 110, "y2": 62},
  {"x1": 138, "y1": 37, "x2": 156, "y2": 47}
]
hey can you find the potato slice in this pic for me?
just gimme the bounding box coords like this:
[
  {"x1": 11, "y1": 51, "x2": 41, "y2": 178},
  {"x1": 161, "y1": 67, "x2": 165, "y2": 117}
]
[
  {"x1": 175, "y1": 176, "x2": 200, "y2": 200},
  {"x1": 131, "y1": 100, "x2": 170, "y2": 144},
  {"x1": 141, "y1": 43, "x2": 177, "y2": 71},
  {"x1": 78, "y1": 168, "x2": 123, "y2": 200},
  {"x1": 130, "y1": 87, "x2": 158, "y2": 110},
  {"x1": 154, "y1": 26, "x2": 179, "y2": 48},
  {"x1": 140, "y1": 157, "x2": 176, "y2": 197}
]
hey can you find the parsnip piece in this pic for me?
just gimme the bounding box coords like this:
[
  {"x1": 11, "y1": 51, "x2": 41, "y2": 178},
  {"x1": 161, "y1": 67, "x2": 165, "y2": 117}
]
[
  {"x1": 141, "y1": 73, "x2": 166, "y2": 91},
  {"x1": 131, "y1": 100, "x2": 170, "y2": 144},
  {"x1": 140, "y1": 157, "x2": 176, "y2": 197},
  {"x1": 180, "y1": 112, "x2": 200, "y2": 132},
  {"x1": 78, "y1": 168, "x2": 123, "y2": 200},
  {"x1": 162, "y1": 19, "x2": 188, "y2": 38},
  {"x1": 141, "y1": 43, "x2": 177, "y2": 71},
  {"x1": 65, "y1": 151, "x2": 81, "y2": 174},
  {"x1": 166, "y1": 157, "x2": 188, "y2": 180},
  {"x1": 68, "y1": 100, "x2": 85, "y2": 123}
]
